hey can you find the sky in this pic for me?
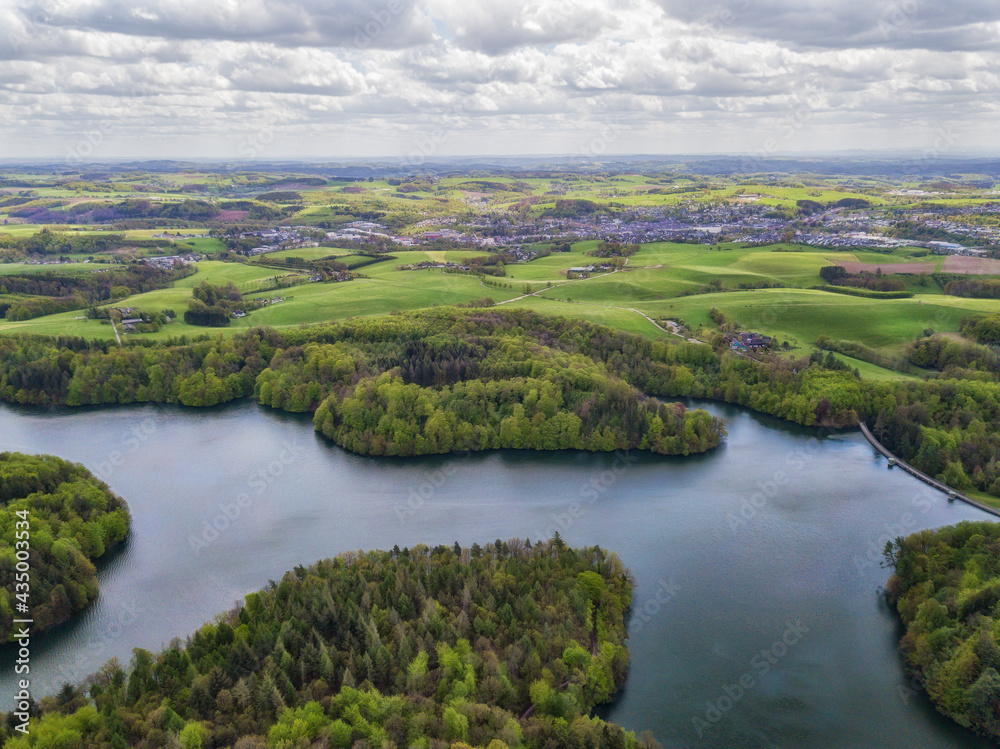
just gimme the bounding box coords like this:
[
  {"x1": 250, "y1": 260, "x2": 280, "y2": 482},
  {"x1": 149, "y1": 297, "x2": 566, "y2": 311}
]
[{"x1": 0, "y1": 0, "x2": 998, "y2": 162}]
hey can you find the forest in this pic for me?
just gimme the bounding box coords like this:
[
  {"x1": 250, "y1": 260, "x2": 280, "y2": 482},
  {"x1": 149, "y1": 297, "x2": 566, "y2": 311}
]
[
  {"x1": 818, "y1": 265, "x2": 907, "y2": 292},
  {"x1": 0, "y1": 265, "x2": 192, "y2": 321},
  {"x1": 908, "y1": 335, "x2": 1000, "y2": 379},
  {"x1": 0, "y1": 540, "x2": 662, "y2": 749},
  {"x1": 0, "y1": 307, "x2": 996, "y2": 495},
  {"x1": 183, "y1": 282, "x2": 261, "y2": 328},
  {"x1": 961, "y1": 312, "x2": 1000, "y2": 346},
  {"x1": 943, "y1": 278, "x2": 1000, "y2": 300},
  {"x1": 0, "y1": 230, "x2": 171, "y2": 262},
  {"x1": 885, "y1": 521, "x2": 1000, "y2": 741},
  {"x1": 0, "y1": 453, "x2": 131, "y2": 641}
]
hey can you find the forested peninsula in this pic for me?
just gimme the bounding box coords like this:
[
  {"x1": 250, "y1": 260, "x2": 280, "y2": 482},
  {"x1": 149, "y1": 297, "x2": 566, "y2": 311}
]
[
  {"x1": 886, "y1": 522, "x2": 1000, "y2": 740},
  {"x1": 0, "y1": 452, "x2": 131, "y2": 641},
  {"x1": 0, "y1": 540, "x2": 663, "y2": 749},
  {"x1": 0, "y1": 308, "x2": 998, "y2": 498}
]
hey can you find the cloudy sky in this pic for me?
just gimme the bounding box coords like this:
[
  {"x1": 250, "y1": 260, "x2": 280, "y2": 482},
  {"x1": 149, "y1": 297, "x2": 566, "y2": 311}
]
[{"x1": 1, "y1": 0, "x2": 997, "y2": 161}]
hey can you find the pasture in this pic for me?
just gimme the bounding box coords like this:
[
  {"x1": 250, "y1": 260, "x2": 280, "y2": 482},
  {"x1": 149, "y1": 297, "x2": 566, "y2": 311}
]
[{"x1": 1, "y1": 239, "x2": 998, "y2": 386}]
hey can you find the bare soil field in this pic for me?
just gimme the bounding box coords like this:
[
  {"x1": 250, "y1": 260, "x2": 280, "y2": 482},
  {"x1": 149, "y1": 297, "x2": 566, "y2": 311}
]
[
  {"x1": 942, "y1": 255, "x2": 1000, "y2": 275},
  {"x1": 835, "y1": 260, "x2": 936, "y2": 274}
]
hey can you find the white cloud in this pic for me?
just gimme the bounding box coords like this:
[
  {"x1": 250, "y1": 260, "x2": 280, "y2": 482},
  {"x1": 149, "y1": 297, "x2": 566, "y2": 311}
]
[{"x1": 0, "y1": 0, "x2": 996, "y2": 157}]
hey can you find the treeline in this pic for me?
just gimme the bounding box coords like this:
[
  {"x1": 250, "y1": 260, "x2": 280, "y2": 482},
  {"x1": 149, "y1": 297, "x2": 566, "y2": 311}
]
[
  {"x1": 11, "y1": 199, "x2": 223, "y2": 225},
  {"x1": 2, "y1": 296, "x2": 83, "y2": 322},
  {"x1": 885, "y1": 522, "x2": 1000, "y2": 741},
  {"x1": 314, "y1": 375, "x2": 721, "y2": 456},
  {"x1": 589, "y1": 241, "x2": 639, "y2": 259},
  {"x1": 816, "y1": 336, "x2": 913, "y2": 373},
  {"x1": 0, "y1": 308, "x2": 994, "y2": 493},
  {"x1": 818, "y1": 265, "x2": 907, "y2": 292},
  {"x1": 0, "y1": 229, "x2": 171, "y2": 259},
  {"x1": 908, "y1": 335, "x2": 1000, "y2": 380},
  {"x1": 256, "y1": 322, "x2": 724, "y2": 456},
  {"x1": 217, "y1": 200, "x2": 296, "y2": 221},
  {"x1": 0, "y1": 307, "x2": 863, "y2": 433},
  {"x1": 796, "y1": 197, "x2": 870, "y2": 216},
  {"x1": 868, "y1": 378, "x2": 1000, "y2": 496},
  {"x1": 184, "y1": 282, "x2": 263, "y2": 327},
  {"x1": 0, "y1": 452, "x2": 130, "y2": 640},
  {"x1": 942, "y1": 277, "x2": 1000, "y2": 299},
  {"x1": 540, "y1": 199, "x2": 608, "y2": 218},
  {"x1": 961, "y1": 312, "x2": 1000, "y2": 345},
  {"x1": 814, "y1": 285, "x2": 912, "y2": 299},
  {"x1": 0, "y1": 264, "x2": 191, "y2": 320},
  {"x1": 1, "y1": 541, "x2": 661, "y2": 749}
]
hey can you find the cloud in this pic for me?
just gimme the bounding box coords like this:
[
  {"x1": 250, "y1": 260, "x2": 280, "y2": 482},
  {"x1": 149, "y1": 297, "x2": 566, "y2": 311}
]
[
  {"x1": 651, "y1": 0, "x2": 1000, "y2": 52},
  {"x1": 18, "y1": 0, "x2": 435, "y2": 49},
  {"x1": 425, "y1": 0, "x2": 621, "y2": 53},
  {"x1": 0, "y1": 0, "x2": 997, "y2": 157}
]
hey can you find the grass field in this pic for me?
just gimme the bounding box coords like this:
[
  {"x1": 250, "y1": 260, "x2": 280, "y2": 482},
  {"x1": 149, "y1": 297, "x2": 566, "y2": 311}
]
[
  {"x1": 264, "y1": 247, "x2": 354, "y2": 261},
  {"x1": 1, "y1": 240, "x2": 998, "y2": 385}
]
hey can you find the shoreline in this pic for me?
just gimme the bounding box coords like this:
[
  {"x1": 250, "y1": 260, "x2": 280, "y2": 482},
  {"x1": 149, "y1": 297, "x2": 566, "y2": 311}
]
[{"x1": 858, "y1": 420, "x2": 1000, "y2": 518}]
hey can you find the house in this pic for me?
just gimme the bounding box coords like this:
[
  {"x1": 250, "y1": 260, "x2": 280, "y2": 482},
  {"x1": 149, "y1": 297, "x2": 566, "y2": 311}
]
[
  {"x1": 232, "y1": 310, "x2": 246, "y2": 319},
  {"x1": 726, "y1": 331, "x2": 773, "y2": 351},
  {"x1": 739, "y1": 332, "x2": 772, "y2": 350}
]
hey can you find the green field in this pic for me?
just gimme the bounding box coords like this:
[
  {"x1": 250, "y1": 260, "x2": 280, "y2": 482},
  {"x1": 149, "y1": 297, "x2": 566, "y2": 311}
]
[{"x1": 2, "y1": 226, "x2": 999, "y2": 384}]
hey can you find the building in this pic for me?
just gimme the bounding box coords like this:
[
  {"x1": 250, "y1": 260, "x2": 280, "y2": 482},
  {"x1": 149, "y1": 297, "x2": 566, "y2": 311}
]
[{"x1": 728, "y1": 332, "x2": 773, "y2": 352}]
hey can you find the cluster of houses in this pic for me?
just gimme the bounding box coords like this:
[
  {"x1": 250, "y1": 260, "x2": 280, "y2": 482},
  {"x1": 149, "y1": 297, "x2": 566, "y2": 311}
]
[
  {"x1": 235, "y1": 227, "x2": 319, "y2": 256},
  {"x1": 325, "y1": 221, "x2": 411, "y2": 246},
  {"x1": 142, "y1": 253, "x2": 200, "y2": 269},
  {"x1": 111, "y1": 307, "x2": 151, "y2": 333},
  {"x1": 726, "y1": 332, "x2": 773, "y2": 352},
  {"x1": 927, "y1": 241, "x2": 989, "y2": 256},
  {"x1": 797, "y1": 232, "x2": 908, "y2": 250}
]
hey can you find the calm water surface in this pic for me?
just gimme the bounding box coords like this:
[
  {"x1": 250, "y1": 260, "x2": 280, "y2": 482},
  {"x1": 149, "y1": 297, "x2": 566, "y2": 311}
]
[{"x1": 0, "y1": 400, "x2": 994, "y2": 748}]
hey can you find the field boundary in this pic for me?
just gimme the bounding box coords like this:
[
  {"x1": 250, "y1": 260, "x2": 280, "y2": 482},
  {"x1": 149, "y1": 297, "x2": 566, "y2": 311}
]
[{"x1": 858, "y1": 421, "x2": 1000, "y2": 518}]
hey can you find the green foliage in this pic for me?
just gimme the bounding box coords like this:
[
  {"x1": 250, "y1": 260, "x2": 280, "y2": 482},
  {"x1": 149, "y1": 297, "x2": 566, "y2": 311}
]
[
  {"x1": 908, "y1": 335, "x2": 1000, "y2": 380},
  {"x1": 943, "y1": 278, "x2": 1000, "y2": 299},
  {"x1": 962, "y1": 313, "x2": 1000, "y2": 346},
  {"x1": 867, "y1": 377, "x2": 1000, "y2": 497},
  {"x1": 3, "y1": 308, "x2": 992, "y2": 493},
  {"x1": 0, "y1": 452, "x2": 130, "y2": 639},
  {"x1": 184, "y1": 281, "x2": 246, "y2": 327},
  {"x1": 3, "y1": 541, "x2": 659, "y2": 749},
  {"x1": 0, "y1": 264, "x2": 192, "y2": 321},
  {"x1": 817, "y1": 336, "x2": 913, "y2": 374},
  {"x1": 888, "y1": 522, "x2": 1000, "y2": 740}
]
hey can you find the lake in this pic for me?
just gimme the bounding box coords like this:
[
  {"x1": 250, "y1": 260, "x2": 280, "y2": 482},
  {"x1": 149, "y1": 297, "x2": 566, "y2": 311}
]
[{"x1": 0, "y1": 399, "x2": 993, "y2": 748}]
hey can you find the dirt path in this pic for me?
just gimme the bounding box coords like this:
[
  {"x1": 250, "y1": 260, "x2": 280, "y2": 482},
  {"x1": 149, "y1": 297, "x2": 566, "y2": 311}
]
[
  {"x1": 109, "y1": 317, "x2": 122, "y2": 346},
  {"x1": 487, "y1": 257, "x2": 709, "y2": 342},
  {"x1": 489, "y1": 263, "x2": 623, "y2": 305}
]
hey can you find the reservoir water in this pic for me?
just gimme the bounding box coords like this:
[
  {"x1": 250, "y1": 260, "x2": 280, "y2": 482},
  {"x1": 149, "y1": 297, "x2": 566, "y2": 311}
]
[{"x1": 0, "y1": 400, "x2": 994, "y2": 748}]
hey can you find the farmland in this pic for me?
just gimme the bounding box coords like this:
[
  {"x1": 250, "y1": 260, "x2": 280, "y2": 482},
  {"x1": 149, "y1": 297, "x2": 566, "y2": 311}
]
[
  {"x1": 2, "y1": 167, "x2": 999, "y2": 383},
  {"x1": 2, "y1": 240, "x2": 995, "y2": 383}
]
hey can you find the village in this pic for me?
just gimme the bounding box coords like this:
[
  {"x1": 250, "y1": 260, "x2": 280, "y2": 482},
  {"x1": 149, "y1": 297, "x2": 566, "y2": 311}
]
[{"x1": 318, "y1": 196, "x2": 1000, "y2": 258}]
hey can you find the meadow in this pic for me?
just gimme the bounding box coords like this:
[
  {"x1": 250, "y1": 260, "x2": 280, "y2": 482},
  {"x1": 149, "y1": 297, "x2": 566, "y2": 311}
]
[
  {"x1": 2, "y1": 241, "x2": 996, "y2": 375},
  {"x1": 3, "y1": 167, "x2": 999, "y2": 383}
]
